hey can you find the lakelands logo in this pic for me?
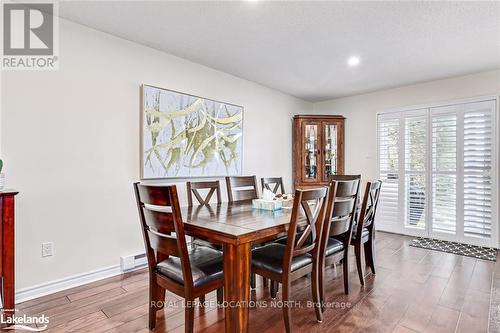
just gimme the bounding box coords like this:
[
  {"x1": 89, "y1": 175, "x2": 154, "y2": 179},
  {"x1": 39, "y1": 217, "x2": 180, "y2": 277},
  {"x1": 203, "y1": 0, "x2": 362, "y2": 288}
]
[
  {"x1": 1, "y1": 313, "x2": 49, "y2": 331},
  {"x1": 2, "y1": 2, "x2": 59, "y2": 70}
]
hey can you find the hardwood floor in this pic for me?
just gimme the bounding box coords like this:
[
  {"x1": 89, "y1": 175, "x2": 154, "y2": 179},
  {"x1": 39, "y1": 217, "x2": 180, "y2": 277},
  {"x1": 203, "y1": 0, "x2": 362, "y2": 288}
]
[{"x1": 16, "y1": 232, "x2": 499, "y2": 332}]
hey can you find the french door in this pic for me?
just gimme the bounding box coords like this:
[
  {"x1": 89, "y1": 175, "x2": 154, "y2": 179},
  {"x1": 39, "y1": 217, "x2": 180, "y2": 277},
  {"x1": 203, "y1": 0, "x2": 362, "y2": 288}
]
[{"x1": 377, "y1": 97, "x2": 498, "y2": 247}]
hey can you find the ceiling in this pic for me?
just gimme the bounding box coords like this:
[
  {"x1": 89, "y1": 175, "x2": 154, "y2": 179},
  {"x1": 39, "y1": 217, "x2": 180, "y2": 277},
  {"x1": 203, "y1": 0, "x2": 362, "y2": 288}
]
[{"x1": 59, "y1": 1, "x2": 500, "y2": 102}]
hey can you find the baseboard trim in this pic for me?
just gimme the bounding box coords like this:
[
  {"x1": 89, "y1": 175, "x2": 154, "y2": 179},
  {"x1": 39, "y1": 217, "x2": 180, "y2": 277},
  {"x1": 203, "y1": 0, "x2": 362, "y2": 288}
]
[{"x1": 15, "y1": 264, "x2": 123, "y2": 304}]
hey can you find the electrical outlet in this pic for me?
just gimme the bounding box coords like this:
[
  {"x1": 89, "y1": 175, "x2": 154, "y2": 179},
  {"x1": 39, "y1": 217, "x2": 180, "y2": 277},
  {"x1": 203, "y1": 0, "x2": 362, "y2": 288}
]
[{"x1": 42, "y1": 242, "x2": 53, "y2": 257}]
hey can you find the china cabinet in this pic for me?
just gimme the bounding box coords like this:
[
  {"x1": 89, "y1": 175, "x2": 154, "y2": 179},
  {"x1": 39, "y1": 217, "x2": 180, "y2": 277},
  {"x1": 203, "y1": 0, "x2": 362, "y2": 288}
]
[{"x1": 293, "y1": 115, "x2": 345, "y2": 189}]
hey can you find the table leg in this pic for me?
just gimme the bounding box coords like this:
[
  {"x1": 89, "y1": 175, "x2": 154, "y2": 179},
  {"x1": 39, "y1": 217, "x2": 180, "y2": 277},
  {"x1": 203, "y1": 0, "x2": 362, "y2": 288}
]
[{"x1": 223, "y1": 242, "x2": 251, "y2": 333}]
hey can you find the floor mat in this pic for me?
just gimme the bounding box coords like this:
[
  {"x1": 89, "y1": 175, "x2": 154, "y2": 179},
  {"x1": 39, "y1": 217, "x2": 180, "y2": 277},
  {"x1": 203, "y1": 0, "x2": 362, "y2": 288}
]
[{"x1": 409, "y1": 237, "x2": 497, "y2": 261}]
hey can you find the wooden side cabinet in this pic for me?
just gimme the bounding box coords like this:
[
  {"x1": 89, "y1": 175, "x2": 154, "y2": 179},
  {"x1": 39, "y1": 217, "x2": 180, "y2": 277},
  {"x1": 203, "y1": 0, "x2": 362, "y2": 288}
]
[
  {"x1": 0, "y1": 190, "x2": 18, "y2": 319},
  {"x1": 293, "y1": 115, "x2": 345, "y2": 189}
]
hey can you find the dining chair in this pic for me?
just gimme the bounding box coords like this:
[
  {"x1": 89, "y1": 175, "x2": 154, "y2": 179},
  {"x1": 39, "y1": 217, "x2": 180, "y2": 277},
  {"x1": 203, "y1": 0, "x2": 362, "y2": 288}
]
[
  {"x1": 186, "y1": 180, "x2": 223, "y2": 251},
  {"x1": 261, "y1": 177, "x2": 286, "y2": 194},
  {"x1": 319, "y1": 178, "x2": 360, "y2": 303},
  {"x1": 133, "y1": 183, "x2": 224, "y2": 332},
  {"x1": 350, "y1": 180, "x2": 382, "y2": 285},
  {"x1": 251, "y1": 187, "x2": 328, "y2": 332},
  {"x1": 225, "y1": 176, "x2": 259, "y2": 202},
  {"x1": 186, "y1": 180, "x2": 222, "y2": 206},
  {"x1": 226, "y1": 175, "x2": 271, "y2": 289}
]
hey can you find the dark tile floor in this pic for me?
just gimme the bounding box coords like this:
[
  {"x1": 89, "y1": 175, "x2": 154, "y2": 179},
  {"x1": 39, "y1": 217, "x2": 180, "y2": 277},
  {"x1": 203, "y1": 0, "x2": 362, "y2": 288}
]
[{"x1": 17, "y1": 232, "x2": 498, "y2": 332}]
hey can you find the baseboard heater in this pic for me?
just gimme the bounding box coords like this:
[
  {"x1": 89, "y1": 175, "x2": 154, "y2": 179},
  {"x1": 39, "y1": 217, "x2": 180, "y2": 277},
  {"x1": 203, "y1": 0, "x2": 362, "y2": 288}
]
[{"x1": 120, "y1": 253, "x2": 147, "y2": 272}]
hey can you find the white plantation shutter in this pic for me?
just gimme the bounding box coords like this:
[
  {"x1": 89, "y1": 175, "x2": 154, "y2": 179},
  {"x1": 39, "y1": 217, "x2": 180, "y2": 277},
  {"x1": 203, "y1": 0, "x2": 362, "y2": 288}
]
[
  {"x1": 431, "y1": 113, "x2": 457, "y2": 234},
  {"x1": 404, "y1": 115, "x2": 427, "y2": 229},
  {"x1": 463, "y1": 101, "x2": 494, "y2": 239},
  {"x1": 377, "y1": 97, "x2": 497, "y2": 247},
  {"x1": 377, "y1": 116, "x2": 400, "y2": 228}
]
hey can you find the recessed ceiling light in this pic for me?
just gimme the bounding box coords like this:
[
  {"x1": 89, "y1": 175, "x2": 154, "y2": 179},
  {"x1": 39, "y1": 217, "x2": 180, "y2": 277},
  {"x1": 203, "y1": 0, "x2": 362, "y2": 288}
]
[{"x1": 347, "y1": 56, "x2": 361, "y2": 67}]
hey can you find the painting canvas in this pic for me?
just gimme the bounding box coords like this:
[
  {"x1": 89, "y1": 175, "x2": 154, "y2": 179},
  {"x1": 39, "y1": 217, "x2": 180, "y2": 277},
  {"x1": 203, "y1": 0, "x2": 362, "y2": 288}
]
[{"x1": 141, "y1": 85, "x2": 243, "y2": 179}]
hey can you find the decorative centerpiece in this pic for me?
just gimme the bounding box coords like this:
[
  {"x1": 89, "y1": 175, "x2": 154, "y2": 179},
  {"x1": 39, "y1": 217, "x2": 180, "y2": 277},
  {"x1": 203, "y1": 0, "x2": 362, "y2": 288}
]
[
  {"x1": 252, "y1": 189, "x2": 295, "y2": 211},
  {"x1": 0, "y1": 159, "x2": 4, "y2": 190},
  {"x1": 252, "y1": 189, "x2": 283, "y2": 211},
  {"x1": 274, "y1": 193, "x2": 294, "y2": 208}
]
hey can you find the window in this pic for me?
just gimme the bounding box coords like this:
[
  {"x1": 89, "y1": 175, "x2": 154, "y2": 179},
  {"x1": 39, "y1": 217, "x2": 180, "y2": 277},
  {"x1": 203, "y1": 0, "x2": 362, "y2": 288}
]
[
  {"x1": 404, "y1": 114, "x2": 427, "y2": 229},
  {"x1": 377, "y1": 116, "x2": 400, "y2": 230},
  {"x1": 431, "y1": 112, "x2": 457, "y2": 234},
  {"x1": 463, "y1": 102, "x2": 494, "y2": 239},
  {"x1": 377, "y1": 98, "x2": 498, "y2": 247}
]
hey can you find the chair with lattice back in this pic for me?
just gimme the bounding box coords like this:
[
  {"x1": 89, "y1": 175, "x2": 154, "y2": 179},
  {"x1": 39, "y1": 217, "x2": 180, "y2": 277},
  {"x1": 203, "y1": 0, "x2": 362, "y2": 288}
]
[
  {"x1": 351, "y1": 180, "x2": 382, "y2": 285},
  {"x1": 251, "y1": 187, "x2": 328, "y2": 332},
  {"x1": 261, "y1": 177, "x2": 286, "y2": 195},
  {"x1": 186, "y1": 180, "x2": 222, "y2": 206}
]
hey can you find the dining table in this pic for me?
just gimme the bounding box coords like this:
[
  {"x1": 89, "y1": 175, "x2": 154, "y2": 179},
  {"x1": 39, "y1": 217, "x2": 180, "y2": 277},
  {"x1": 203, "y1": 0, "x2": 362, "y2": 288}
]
[{"x1": 180, "y1": 200, "x2": 302, "y2": 333}]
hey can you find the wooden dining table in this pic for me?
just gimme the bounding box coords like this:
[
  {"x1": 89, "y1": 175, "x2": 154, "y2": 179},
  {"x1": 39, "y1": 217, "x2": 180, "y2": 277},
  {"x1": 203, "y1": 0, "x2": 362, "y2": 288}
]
[{"x1": 180, "y1": 200, "x2": 301, "y2": 333}]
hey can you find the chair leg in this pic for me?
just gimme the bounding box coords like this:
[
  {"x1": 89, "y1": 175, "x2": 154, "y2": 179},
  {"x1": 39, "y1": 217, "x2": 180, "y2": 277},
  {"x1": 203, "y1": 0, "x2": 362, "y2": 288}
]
[
  {"x1": 270, "y1": 280, "x2": 278, "y2": 299},
  {"x1": 216, "y1": 288, "x2": 223, "y2": 305},
  {"x1": 354, "y1": 244, "x2": 365, "y2": 286},
  {"x1": 282, "y1": 282, "x2": 293, "y2": 333},
  {"x1": 319, "y1": 263, "x2": 325, "y2": 312},
  {"x1": 199, "y1": 294, "x2": 205, "y2": 305},
  {"x1": 263, "y1": 277, "x2": 268, "y2": 288},
  {"x1": 251, "y1": 273, "x2": 256, "y2": 289},
  {"x1": 311, "y1": 262, "x2": 323, "y2": 323},
  {"x1": 148, "y1": 279, "x2": 165, "y2": 330},
  {"x1": 185, "y1": 299, "x2": 195, "y2": 333},
  {"x1": 364, "y1": 237, "x2": 376, "y2": 275},
  {"x1": 343, "y1": 250, "x2": 350, "y2": 294},
  {"x1": 149, "y1": 305, "x2": 157, "y2": 330}
]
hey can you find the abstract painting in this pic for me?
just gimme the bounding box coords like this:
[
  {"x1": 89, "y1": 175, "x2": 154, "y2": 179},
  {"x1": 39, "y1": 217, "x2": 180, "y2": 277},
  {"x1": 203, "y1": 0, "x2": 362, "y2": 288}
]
[{"x1": 141, "y1": 85, "x2": 243, "y2": 179}]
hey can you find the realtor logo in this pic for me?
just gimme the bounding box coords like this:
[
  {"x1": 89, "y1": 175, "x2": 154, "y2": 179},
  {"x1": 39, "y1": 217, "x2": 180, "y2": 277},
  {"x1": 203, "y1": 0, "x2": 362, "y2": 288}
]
[
  {"x1": 2, "y1": 2, "x2": 59, "y2": 70},
  {"x1": 3, "y1": 3, "x2": 53, "y2": 55}
]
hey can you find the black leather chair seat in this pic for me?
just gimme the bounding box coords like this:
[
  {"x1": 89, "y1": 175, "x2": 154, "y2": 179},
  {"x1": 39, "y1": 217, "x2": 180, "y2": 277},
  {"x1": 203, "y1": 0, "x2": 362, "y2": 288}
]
[
  {"x1": 192, "y1": 238, "x2": 223, "y2": 251},
  {"x1": 156, "y1": 246, "x2": 223, "y2": 287},
  {"x1": 325, "y1": 237, "x2": 345, "y2": 257},
  {"x1": 274, "y1": 235, "x2": 289, "y2": 244},
  {"x1": 252, "y1": 243, "x2": 312, "y2": 275},
  {"x1": 351, "y1": 227, "x2": 370, "y2": 241},
  {"x1": 275, "y1": 232, "x2": 312, "y2": 246},
  {"x1": 276, "y1": 232, "x2": 344, "y2": 255}
]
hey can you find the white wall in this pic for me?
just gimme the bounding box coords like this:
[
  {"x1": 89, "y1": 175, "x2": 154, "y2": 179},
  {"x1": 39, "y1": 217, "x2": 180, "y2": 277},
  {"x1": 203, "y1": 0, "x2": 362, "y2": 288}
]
[
  {"x1": 1, "y1": 19, "x2": 310, "y2": 291},
  {"x1": 312, "y1": 70, "x2": 500, "y2": 180}
]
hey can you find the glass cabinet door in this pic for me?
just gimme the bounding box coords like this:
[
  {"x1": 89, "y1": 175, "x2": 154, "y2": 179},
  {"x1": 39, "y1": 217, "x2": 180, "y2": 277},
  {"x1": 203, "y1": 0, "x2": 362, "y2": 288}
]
[
  {"x1": 323, "y1": 123, "x2": 338, "y2": 180},
  {"x1": 303, "y1": 123, "x2": 319, "y2": 181}
]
